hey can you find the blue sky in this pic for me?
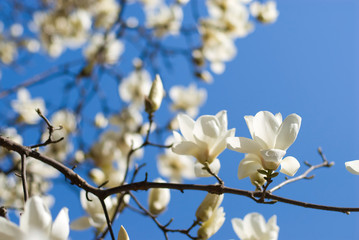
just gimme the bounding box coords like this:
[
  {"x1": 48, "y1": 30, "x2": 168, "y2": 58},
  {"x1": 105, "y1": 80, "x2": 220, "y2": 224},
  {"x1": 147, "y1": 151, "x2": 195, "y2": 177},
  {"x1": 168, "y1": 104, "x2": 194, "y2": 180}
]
[{"x1": 2, "y1": 0, "x2": 359, "y2": 239}]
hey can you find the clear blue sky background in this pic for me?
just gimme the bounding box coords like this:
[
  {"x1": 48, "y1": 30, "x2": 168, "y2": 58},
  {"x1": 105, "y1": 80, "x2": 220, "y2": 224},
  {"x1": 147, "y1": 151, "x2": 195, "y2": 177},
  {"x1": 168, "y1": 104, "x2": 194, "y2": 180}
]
[{"x1": 3, "y1": 0, "x2": 359, "y2": 239}]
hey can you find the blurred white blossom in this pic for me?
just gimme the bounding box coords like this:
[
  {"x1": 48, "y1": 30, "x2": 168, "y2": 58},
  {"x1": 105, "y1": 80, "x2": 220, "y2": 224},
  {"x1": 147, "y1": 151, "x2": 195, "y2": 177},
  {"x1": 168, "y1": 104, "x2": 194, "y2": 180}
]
[
  {"x1": 148, "y1": 178, "x2": 170, "y2": 215},
  {"x1": 11, "y1": 88, "x2": 46, "y2": 124},
  {"x1": 250, "y1": 1, "x2": 279, "y2": 24},
  {"x1": 232, "y1": 212, "x2": 279, "y2": 240}
]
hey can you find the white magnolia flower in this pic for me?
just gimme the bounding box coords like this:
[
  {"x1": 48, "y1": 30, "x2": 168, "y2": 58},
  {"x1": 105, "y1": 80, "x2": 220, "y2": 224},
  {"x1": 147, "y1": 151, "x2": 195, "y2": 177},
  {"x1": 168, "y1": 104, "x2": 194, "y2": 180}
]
[
  {"x1": 196, "y1": 193, "x2": 224, "y2": 222},
  {"x1": 197, "y1": 207, "x2": 225, "y2": 240},
  {"x1": 148, "y1": 178, "x2": 170, "y2": 215},
  {"x1": 227, "y1": 111, "x2": 301, "y2": 177},
  {"x1": 91, "y1": 0, "x2": 120, "y2": 29},
  {"x1": 94, "y1": 112, "x2": 108, "y2": 128},
  {"x1": 172, "y1": 110, "x2": 235, "y2": 166},
  {"x1": 232, "y1": 212, "x2": 279, "y2": 240},
  {"x1": 71, "y1": 190, "x2": 117, "y2": 231},
  {"x1": 0, "y1": 196, "x2": 69, "y2": 240},
  {"x1": 250, "y1": 1, "x2": 279, "y2": 24},
  {"x1": 119, "y1": 69, "x2": 152, "y2": 107},
  {"x1": 51, "y1": 110, "x2": 76, "y2": 133},
  {"x1": 169, "y1": 84, "x2": 207, "y2": 117},
  {"x1": 345, "y1": 160, "x2": 359, "y2": 175},
  {"x1": 11, "y1": 88, "x2": 46, "y2": 124}
]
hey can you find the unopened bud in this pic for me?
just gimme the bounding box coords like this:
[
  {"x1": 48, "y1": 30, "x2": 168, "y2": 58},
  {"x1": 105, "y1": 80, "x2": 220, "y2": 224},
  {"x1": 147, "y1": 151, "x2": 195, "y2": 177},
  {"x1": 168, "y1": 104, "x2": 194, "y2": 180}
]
[
  {"x1": 195, "y1": 193, "x2": 223, "y2": 222},
  {"x1": 118, "y1": 225, "x2": 130, "y2": 240},
  {"x1": 148, "y1": 178, "x2": 170, "y2": 215},
  {"x1": 145, "y1": 74, "x2": 164, "y2": 114}
]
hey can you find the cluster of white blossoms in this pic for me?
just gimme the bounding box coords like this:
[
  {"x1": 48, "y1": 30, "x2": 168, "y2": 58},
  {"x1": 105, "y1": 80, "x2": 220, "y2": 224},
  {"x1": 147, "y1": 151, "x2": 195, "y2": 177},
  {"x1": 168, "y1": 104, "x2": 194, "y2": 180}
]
[
  {"x1": 194, "y1": 0, "x2": 279, "y2": 74},
  {"x1": 141, "y1": 0, "x2": 187, "y2": 37}
]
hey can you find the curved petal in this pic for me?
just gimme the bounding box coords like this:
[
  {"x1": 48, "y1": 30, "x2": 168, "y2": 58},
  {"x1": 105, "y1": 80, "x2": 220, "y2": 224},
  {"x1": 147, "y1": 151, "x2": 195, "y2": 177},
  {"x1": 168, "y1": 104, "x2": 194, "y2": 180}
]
[
  {"x1": 260, "y1": 149, "x2": 286, "y2": 170},
  {"x1": 215, "y1": 110, "x2": 228, "y2": 132},
  {"x1": 275, "y1": 114, "x2": 301, "y2": 150},
  {"x1": 70, "y1": 216, "x2": 91, "y2": 230},
  {"x1": 20, "y1": 196, "x2": 52, "y2": 234},
  {"x1": 208, "y1": 128, "x2": 235, "y2": 162},
  {"x1": 345, "y1": 160, "x2": 359, "y2": 175},
  {"x1": 172, "y1": 141, "x2": 204, "y2": 162},
  {"x1": 231, "y1": 218, "x2": 247, "y2": 239},
  {"x1": 247, "y1": 212, "x2": 266, "y2": 238},
  {"x1": 280, "y1": 156, "x2": 300, "y2": 176},
  {"x1": 194, "y1": 159, "x2": 220, "y2": 177},
  {"x1": 237, "y1": 154, "x2": 262, "y2": 179},
  {"x1": 0, "y1": 217, "x2": 22, "y2": 240},
  {"x1": 193, "y1": 115, "x2": 220, "y2": 146},
  {"x1": 244, "y1": 115, "x2": 254, "y2": 139},
  {"x1": 253, "y1": 111, "x2": 280, "y2": 148},
  {"x1": 51, "y1": 208, "x2": 69, "y2": 240},
  {"x1": 227, "y1": 137, "x2": 261, "y2": 154},
  {"x1": 177, "y1": 114, "x2": 195, "y2": 141}
]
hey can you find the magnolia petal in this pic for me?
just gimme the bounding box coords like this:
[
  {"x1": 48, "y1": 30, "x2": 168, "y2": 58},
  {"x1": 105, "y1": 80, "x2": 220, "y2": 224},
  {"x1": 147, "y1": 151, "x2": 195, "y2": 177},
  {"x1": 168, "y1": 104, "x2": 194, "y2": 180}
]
[
  {"x1": 70, "y1": 216, "x2": 91, "y2": 230},
  {"x1": 275, "y1": 114, "x2": 301, "y2": 150},
  {"x1": 177, "y1": 113, "x2": 195, "y2": 141},
  {"x1": 260, "y1": 149, "x2": 286, "y2": 170},
  {"x1": 209, "y1": 128, "x2": 235, "y2": 162},
  {"x1": 274, "y1": 113, "x2": 282, "y2": 124},
  {"x1": 193, "y1": 115, "x2": 220, "y2": 144},
  {"x1": 20, "y1": 196, "x2": 52, "y2": 234},
  {"x1": 0, "y1": 217, "x2": 22, "y2": 240},
  {"x1": 172, "y1": 141, "x2": 203, "y2": 160},
  {"x1": 172, "y1": 131, "x2": 183, "y2": 143},
  {"x1": 267, "y1": 215, "x2": 280, "y2": 239},
  {"x1": 253, "y1": 111, "x2": 280, "y2": 148},
  {"x1": 215, "y1": 110, "x2": 228, "y2": 132},
  {"x1": 51, "y1": 208, "x2": 70, "y2": 240},
  {"x1": 244, "y1": 115, "x2": 255, "y2": 139},
  {"x1": 280, "y1": 156, "x2": 300, "y2": 176},
  {"x1": 237, "y1": 154, "x2": 262, "y2": 180},
  {"x1": 194, "y1": 159, "x2": 220, "y2": 177},
  {"x1": 247, "y1": 212, "x2": 266, "y2": 237},
  {"x1": 227, "y1": 137, "x2": 261, "y2": 154},
  {"x1": 231, "y1": 218, "x2": 245, "y2": 239},
  {"x1": 345, "y1": 160, "x2": 359, "y2": 175}
]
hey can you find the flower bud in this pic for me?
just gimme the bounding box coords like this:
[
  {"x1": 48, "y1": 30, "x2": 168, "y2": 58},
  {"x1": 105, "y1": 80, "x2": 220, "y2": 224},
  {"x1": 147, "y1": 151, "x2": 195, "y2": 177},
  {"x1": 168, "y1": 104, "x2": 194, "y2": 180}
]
[
  {"x1": 148, "y1": 178, "x2": 170, "y2": 215},
  {"x1": 197, "y1": 207, "x2": 225, "y2": 240},
  {"x1": 145, "y1": 75, "x2": 164, "y2": 114},
  {"x1": 118, "y1": 225, "x2": 130, "y2": 240},
  {"x1": 195, "y1": 193, "x2": 224, "y2": 222}
]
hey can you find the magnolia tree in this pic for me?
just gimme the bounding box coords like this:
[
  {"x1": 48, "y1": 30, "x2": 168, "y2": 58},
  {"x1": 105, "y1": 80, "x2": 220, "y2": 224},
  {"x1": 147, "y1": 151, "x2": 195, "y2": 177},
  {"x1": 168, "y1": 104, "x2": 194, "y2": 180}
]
[{"x1": 0, "y1": 0, "x2": 358, "y2": 239}]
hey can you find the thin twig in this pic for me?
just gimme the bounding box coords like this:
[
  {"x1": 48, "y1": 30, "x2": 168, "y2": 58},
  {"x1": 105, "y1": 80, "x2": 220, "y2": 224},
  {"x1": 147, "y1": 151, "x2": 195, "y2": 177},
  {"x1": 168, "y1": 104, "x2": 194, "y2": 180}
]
[
  {"x1": 99, "y1": 198, "x2": 115, "y2": 240},
  {"x1": 20, "y1": 154, "x2": 28, "y2": 202}
]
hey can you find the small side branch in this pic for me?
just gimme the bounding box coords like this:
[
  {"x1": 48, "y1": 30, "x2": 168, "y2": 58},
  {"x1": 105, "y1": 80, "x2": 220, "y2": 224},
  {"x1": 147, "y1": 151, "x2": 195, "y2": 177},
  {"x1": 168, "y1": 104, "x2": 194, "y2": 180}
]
[{"x1": 20, "y1": 154, "x2": 28, "y2": 202}]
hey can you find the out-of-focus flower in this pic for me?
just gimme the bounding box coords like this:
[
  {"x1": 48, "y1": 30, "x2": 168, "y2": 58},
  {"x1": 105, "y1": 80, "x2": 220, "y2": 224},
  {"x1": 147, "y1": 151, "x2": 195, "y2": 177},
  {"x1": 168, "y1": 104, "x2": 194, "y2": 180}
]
[
  {"x1": 250, "y1": 1, "x2": 279, "y2": 24},
  {"x1": 118, "y1": 225, "x2": 130, "y2": 240},
  {"x1": 157, "y1": 137, "x2": 196, "y2": 183},
  {"x1": 11, "y1": 88, "x2": 46, "y2": 124},
  {"x1": 345, "y1": 160, "x2": 359, "y2": 175},
  {"x1": 119, "y1": 69, "x2": 152, "y2": 108},
  {"x1": 10, "y1": 23, "x2": 23, "y2": 37},
  {"x1": 197, "y1": 207, "x2": 225, "y2": 240},
  {"x1": 145, "y1": 3, "x2": 183, "y2": 37},
  {"x1": 232, "y1": 212, "x2": 279, "y2": 240},
  {"x1": 169, "y1": 84, "x2": 207, "y2": 117},
  {"x1": 148, "y1": 178, "x2": 170, "y2": 215},
  {"x1": 95, "y1": 112, "x2": 108, "y2": 128},
  {"x1": 0, "y1": 196, "x2": 69, "y2": 240},
  {"x1": 51, "y1": 110, "x2": 76, "y2": 133},
  {"x1": 91, "y1": 0, "x2": 120, "y2": 29},
  {"x1": 172, "y1": 110, "x2": 235, "y2": 166},
  {"x1": 0, "y1": 127, "x2": 23, "y2": 159},
  {"x1": 196, "y1": 193, "x2": 223, "y2": 222},
  {"x1": 110, "y1": 106, "x2": 143, "y2": 132},
  {"x1": 227, "y1": 111, "x2": 301, "y2": 177},
  {"x1": 84, "y1": 33, "x2": 124, "y2": 64},
  {"x1": 0, "y1": 40, "x2": 18, "y2": 64},
  {"x1": 71, "y1": 190, "x2": 117, "y2": 231}
]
